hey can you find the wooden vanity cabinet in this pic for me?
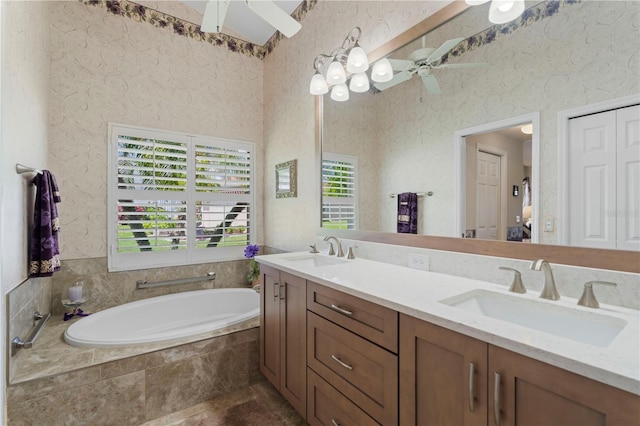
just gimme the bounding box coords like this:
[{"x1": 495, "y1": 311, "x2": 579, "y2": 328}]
[
  {"x1": 259, "y1": 264, "x2": 307, "y2": 418},
  {"x1": 400, "y1": 314, "x2": 640, "y2": 426}
]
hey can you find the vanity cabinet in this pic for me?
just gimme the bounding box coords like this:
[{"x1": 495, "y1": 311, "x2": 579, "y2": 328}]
[
  {"x1": 400, "y1": 314, "x2": 640, "y2": 426},
  {"x1": 307, "y1": 282, "x2": 399, "y2": 426},
  {"x1": 259, "y1": 264, "x2": 307, "y2": 418}
]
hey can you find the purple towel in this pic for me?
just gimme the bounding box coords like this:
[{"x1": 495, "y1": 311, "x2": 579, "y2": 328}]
[
  {"x1": 29, "y1": 170, "x2": 62, "y2": 277},
  {"x1": 397, "y1": 192, "x2": 418, "y2": 234}
]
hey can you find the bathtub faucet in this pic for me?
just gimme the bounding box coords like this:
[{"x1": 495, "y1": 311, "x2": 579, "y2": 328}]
[{"x1": 252, "y1": 284, "x2": 261, "y2": 294}]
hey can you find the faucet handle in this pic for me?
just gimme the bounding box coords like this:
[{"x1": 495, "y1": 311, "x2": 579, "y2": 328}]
[
  {"x1": 347, "y1": 246, "x2": 357, "y2": 260},
  {"x1": 578, "y1": 281, "x2": 617, "y2": 309},
  {"x1": 309, "y1": 244, "x2": 319, "y2": 254},
  {"x1": 499, "y1": 267, "x2": 526, "y2": 294},
  {"x1": 326, "y1": 242, "x2": 335, "y2": 256}
]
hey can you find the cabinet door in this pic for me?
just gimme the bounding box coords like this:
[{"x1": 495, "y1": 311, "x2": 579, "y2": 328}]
[
  {"x1": 400, "y1": 314, "x2": 488, "y2": 426},
  {"x1": 279, "y1": 272, "x2": 307, "y2": 418},
  {"x1": 489, "y1": 345, "x2": 640, "y2": 426},
  {"x1": 259, "y1": 264, "x2": 281, "y2": 389}
]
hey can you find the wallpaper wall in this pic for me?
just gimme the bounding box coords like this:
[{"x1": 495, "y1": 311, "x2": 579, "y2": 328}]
[
  {"x1": 263, "y1": 0, "x2": 453, "y2": 251},
  {"x1": 320, "y1": 0, "x2": 639, "y2": 244},
  {"x1": 48, "y1": 1, "x2": 264, "y2": 259}
]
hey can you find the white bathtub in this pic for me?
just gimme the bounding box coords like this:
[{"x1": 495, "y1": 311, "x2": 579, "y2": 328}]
[{"x1": 64, "y1": 288, "x2": 259, "y2": 348}]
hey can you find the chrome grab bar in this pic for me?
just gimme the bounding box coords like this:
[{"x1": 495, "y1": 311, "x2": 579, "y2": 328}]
[
  {"x1": 136, "y1": 272, "x2": 215, "y2": 289},
  {"x1": 12, "y1": 311, "x2": 51, "y2": 350}
]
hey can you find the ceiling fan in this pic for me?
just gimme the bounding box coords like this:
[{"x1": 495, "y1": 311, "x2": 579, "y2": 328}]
[
  {"x1": 201, "y1": 0, "x2": 301, "y2": 38},
  {"x1": 374, "y1": 37, "x2": 486, "y2": 94}
]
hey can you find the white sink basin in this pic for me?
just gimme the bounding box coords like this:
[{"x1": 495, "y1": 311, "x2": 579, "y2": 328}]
[
  {"x1": 440, "y1": 289, "x2": 628, "y2": 347},
  {"x1": 282, "y1": 254, "x2": 349, "y2": 268}
]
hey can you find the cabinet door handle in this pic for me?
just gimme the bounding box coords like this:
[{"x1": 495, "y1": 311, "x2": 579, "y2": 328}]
[
  {"x1": 331, "y1": 420, "x2": 340, "y2": 426},
  {"x1": 331, "y1": 354, "x2": 353, "y2": 370},
  {"x1": 330, "y1": 304, "x2": 353, "y2": 316},
  {"x1": 279, "y1": 283, "x2": 286, "y2": 300},
  {"x1": 494, "y1": 372, "x2": 501, "y2": 426},
  {"x1": 468, "y1": 362, "x2": 476, "y2": 412},
  {"x1": 273, "y1": 282, "x2": 280, "y2": 301}
]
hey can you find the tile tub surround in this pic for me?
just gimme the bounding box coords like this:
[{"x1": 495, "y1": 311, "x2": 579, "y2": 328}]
[
  {"x1": 258, "y1": 252, "x2": 640, "y2": 396},
  {"x1": 315, "y1": 238, "x2": 640, "y2": 310},
  {"x1": 7, "y1": 322, "x2": 262, "y2": 425}
]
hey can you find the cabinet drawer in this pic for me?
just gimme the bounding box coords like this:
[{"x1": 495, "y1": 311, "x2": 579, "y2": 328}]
[
  {"x1": 308, "y1": 312, "x2": 398, "y2": 425},
  {"x1": 307, "y1": 281, "x2": 398, "y2": 353},
  {"x1": 307, "y1": 368, "x2": 379, "y2": 426}
]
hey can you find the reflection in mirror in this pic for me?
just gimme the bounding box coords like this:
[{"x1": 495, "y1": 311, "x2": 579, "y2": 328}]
[
  {"x1": 276, "y1": 160, "x2": 297, "y2": 199},
  {"x1": 320, "y1": 0, "x2": 639, "y2": 250}
]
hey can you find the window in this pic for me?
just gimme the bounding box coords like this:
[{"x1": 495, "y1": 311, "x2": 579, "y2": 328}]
[
  {"x1": 322, "y1": 153, "x2": 358, "y2": 230},
  {"x1": 108, "y1": 124, "x2": 254, "y2": 271}
]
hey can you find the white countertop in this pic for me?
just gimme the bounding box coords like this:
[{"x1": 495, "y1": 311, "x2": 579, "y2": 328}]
[{"x1": 257, "y1": 252, "x2": 640, "y2": 396}]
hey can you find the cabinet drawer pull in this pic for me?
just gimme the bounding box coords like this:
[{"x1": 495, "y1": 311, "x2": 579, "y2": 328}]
[
  {"x1": 468, "y1": 362, "x2": 475, "y2": 412},
  {"x1": 331, "y1": 420, "x2": 340, "y2": 426},
  {"x1": 494, "y1": 372, "x2": 501, "y2": 426},
  {"x1": 331, "y1": 354, "x2": 353, "y2": 370},
  {"x1": 330, "y1": 304, "x2": 353, "y2": 316},
  {"x1": 273, "y1": 282, "x2": 280, "y2": 301},
  {"x1": 279, "y1": 283, "x2": 286, "y2": 300}
]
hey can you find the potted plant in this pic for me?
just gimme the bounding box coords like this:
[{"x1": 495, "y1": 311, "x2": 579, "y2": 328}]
[{"x1": 244, "y1": 244, "x2": 260, "y2": 287}]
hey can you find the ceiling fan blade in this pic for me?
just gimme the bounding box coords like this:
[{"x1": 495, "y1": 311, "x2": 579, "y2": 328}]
[
  {"x1": 434, "y1": 63, "x2": 488, "y2": 69},
  {"x1": 388, "y1": 59, "x2": 414, "y2": 72},
  {"x1": 425, "y1": 37, "x2": 464, "y2": 64},
  {"x1": 374, "y1": 71, "x2": 412, "y2": 91},
  {"x1": 246, "y1": 0, "x2": 301, "y2": 38},
  {"x1": 201, "y1": 0, "x2": 229, "y2": 33},
  {"x1": 421, "y1": 73, "x2": 441, "y2": 94}
]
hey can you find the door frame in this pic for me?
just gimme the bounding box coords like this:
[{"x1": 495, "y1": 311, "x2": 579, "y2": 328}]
[
  {"x1": 454, "y1": 112, "x2": 540, "y2": 242},
  {"x1": 557, "y1": 94, "x2": 640, "y2": 245}
]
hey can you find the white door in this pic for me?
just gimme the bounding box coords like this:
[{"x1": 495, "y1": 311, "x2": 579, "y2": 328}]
[
  {"x1": 568, "y1": 105, "x2": 640, "y2": 250},
  {"x1": 476, "y1": 150, "x2": 500, "y2": 240},
  {"x1": 616, "y1": 105, "x2": 640, "y2": 250}
]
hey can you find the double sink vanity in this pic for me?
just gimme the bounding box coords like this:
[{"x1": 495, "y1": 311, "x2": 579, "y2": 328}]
[{"x1": 256, "y1": 246, "x2": 639, "y2": 425}]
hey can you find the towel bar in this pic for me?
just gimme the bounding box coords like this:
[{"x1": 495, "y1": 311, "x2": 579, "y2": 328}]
[
  {"x1": 136, "y1": 272, "x2": 216, "y2": 289},
  {"x1": 389, "y1": 191, "x2": 433, "y2": 198},
  {"x1": 12, "y1": 311, "x2": 51, "y2": 351},
  {"x1": 15, "y1": 163, "x2": 43, "y2": 175}
]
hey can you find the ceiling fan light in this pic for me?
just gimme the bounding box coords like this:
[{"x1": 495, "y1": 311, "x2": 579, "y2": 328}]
[
  {"x1": 349, "y1": 72, "x2": 370, "y2": 93},
  {"x1": 489, "y1": 0, "x2": 524, "y2": 24},
  {"x1": 465, "y1": 0, "x2": 490, "y2": 4},
  {"x1": 371, "y1": 58, "x2": 393, "y2": 83},
  {"x1": 326, "y1": 60, "x2": 347, "y2": 85},
  {"x1": 346, "y1": 45, "x2": 369, "y2": 74},
  {"x1": 521, "y1": 123, "x2": 533, "y2": 135},
  {"x1": 330, "y1": 83, "x2": 349, "y2": 102},
  {"x1": 310, "y1": 73, "x2": 329, "y2": 95}
]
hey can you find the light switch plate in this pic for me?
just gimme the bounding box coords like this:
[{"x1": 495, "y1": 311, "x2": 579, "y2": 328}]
[{"x1": 408, "y1": 253, "x2": 430, "y2": 271}]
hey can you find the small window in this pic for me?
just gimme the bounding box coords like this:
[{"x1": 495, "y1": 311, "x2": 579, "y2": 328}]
[
  {"x1": 108, "y1": 124, "x2": 255, "y2": 271},
  {"x1": 322, "y1": 153, "x2": 358, "y2": 230}
]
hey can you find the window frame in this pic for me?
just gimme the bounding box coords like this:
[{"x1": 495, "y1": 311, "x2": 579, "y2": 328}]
[{"x1": 107, "y1": 123, "x2": 256, "y2": 272}]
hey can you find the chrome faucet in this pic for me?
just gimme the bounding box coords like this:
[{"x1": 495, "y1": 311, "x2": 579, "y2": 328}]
[
  {"x1": 530, "y1": 259, "x2": 560, "y2": 300},
  {"x1": 323, "y1": 236, "x2": 345, "y2": 257}
]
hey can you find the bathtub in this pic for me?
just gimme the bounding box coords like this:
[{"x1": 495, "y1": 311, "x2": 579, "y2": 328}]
[{"x1": 64, "y1": 288, "x2": 259, "y2": 348}]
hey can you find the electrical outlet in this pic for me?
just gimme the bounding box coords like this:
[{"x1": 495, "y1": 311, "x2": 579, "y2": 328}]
[{"x1": 408, "y1": 253, "x2": 430, "y2": 271}]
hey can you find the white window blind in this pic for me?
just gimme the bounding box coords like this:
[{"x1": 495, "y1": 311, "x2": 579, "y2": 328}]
[
  {"x1": 109, "y1": 124, "x2": 255, "y2": 271},
  {"x1": 322, "y1": 153, "x2": 358, "y2": 230}
]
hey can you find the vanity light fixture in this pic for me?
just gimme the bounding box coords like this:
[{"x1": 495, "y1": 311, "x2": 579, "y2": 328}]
[
  {"x1": 465, "y1": 0, "x2": 525, "y2": 24},
  {"x1": 309, "y1": 27, "x2": 391, "y2": 101}
]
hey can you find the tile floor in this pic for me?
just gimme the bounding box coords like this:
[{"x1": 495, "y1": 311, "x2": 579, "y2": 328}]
[{"x1": 144, "y1": 381, "x2": 306, "y2": 426}]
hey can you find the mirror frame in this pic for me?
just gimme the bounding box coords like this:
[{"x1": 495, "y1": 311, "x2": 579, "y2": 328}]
[
  {"x1": 276, "y1": 159, "x2": 297, "y2": 199},
  {"x1": 315, "y1": 2, "x2": 640, "y2": 273}
]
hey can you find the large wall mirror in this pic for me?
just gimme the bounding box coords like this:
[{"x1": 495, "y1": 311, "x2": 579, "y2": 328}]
[{"x1": 318, "y1": 1, "x2": 640, "y2": 272}]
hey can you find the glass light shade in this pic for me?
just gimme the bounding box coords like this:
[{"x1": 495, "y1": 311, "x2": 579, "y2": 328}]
[
  {"x1": 520, "y1": 123, "x2": 533, "y2": 135},
  {"x1": 349, "y1": 72, "x2": 370, "y2": 93},
  {"x1": 371, "y1": 58, "x2": 393, "y2": 83},
  {"x1": 330, "y1": 83, "x2": 349, "y2": 102},
  {"x1": 346, "y1": 45, "x2": 369, "y2": 74},
  {"x1": 326, "y1": 61, "x2": 347, "y2": 85},
  {"x1": 465, "y1": 0, "x2": 490, "y2": 4},
  {"x1": 489, "y1": 0, "x2": 525, "y2": 24},
  {"x1": 309, "y1": 73, "x2": 329, "y2": 95}
]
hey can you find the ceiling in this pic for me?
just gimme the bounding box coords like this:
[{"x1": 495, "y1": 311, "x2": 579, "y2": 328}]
[{"x1": 147, "y1": 0, "x2": 303, "y2": 45}]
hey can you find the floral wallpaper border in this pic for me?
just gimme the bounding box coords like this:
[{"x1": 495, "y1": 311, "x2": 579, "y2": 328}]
[
  {"x1": 443, "y1": 0, "x2": 582, "y2": 63},
  {"x1": 80, "y1": 0, "x2": 318, "y2": 59}
]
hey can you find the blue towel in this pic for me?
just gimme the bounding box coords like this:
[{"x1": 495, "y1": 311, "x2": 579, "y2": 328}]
[
  {"x1": 29, "y1": 170, "x2": 62, "y2": 277},
  {"x1": 397, "y1": 192, "x2": 418, "y2": 234}
]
